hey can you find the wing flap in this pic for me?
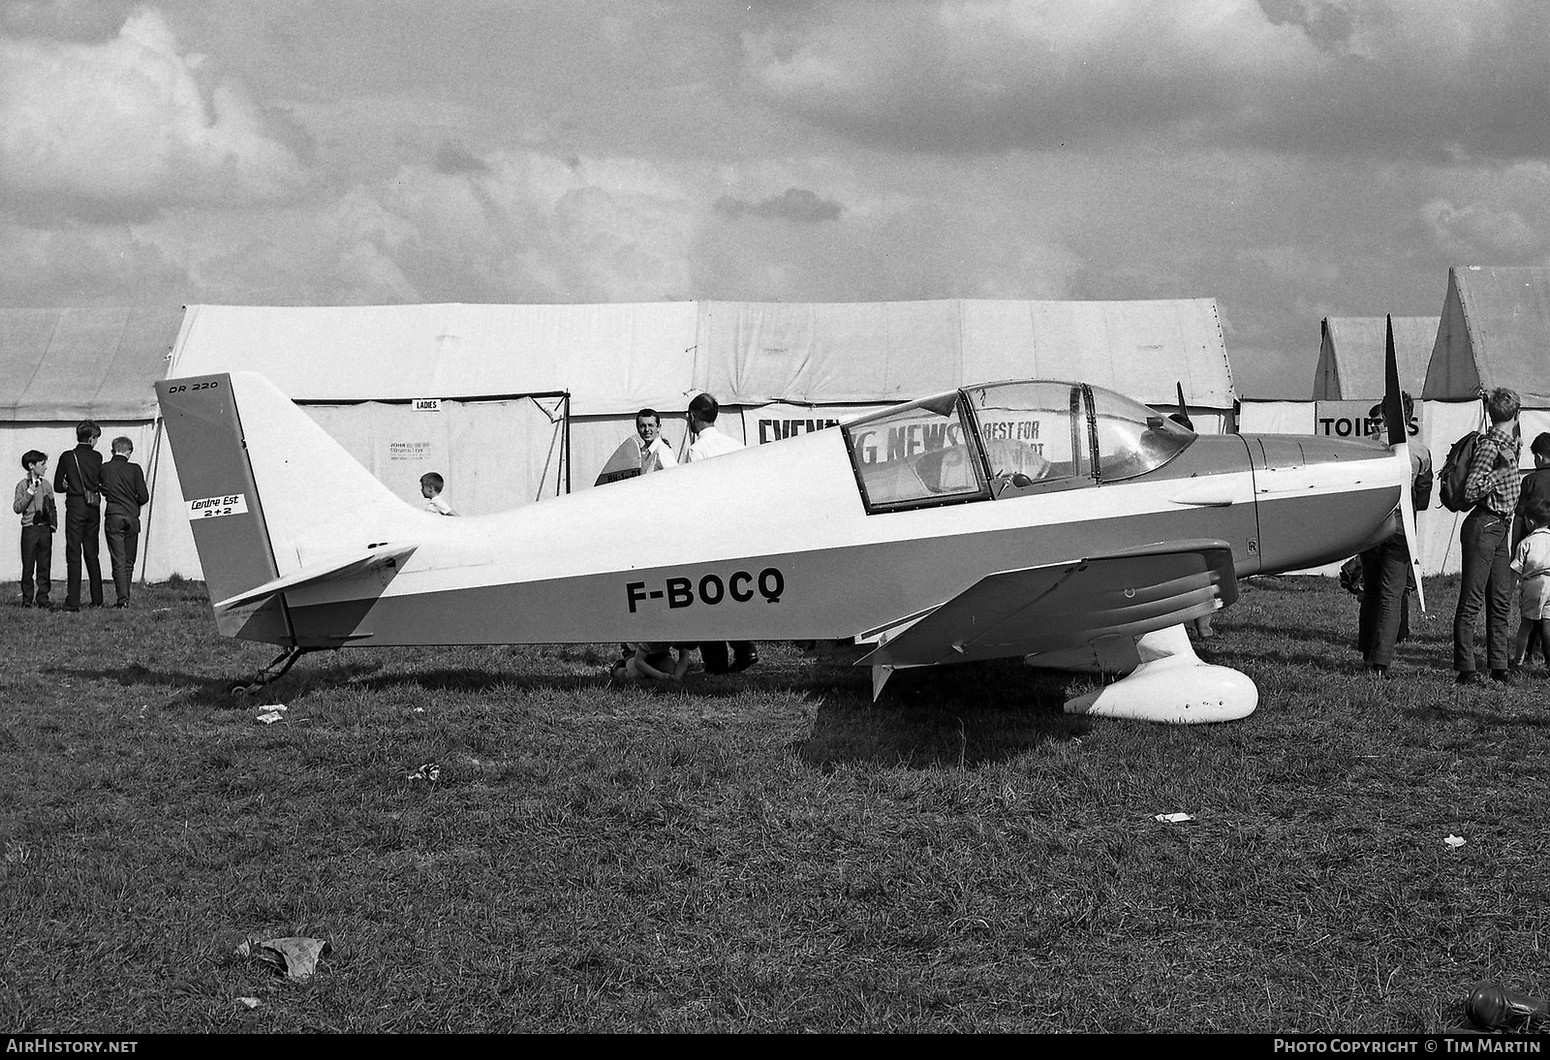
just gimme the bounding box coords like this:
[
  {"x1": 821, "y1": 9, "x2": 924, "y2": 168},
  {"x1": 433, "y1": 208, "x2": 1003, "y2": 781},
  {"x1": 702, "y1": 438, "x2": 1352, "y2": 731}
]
[
  {"x1": 856, "y1": 541, "x2": 1237, "y2": 669},
  {"x1": 215, "y1": 543, "x2": 418, "y2": 611}
]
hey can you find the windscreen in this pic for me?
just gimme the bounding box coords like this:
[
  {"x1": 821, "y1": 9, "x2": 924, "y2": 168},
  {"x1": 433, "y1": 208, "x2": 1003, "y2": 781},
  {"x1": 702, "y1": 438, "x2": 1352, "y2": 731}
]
[
  {"x1": 964, "y1": 382, "x2": 1087, "y2": 491},
  {"x1": 1089, "y1": 386, "x2": 1194, "y2": 481},
  {"x1": 843, "y1": 391, "x2": 988, "y2": 510}
]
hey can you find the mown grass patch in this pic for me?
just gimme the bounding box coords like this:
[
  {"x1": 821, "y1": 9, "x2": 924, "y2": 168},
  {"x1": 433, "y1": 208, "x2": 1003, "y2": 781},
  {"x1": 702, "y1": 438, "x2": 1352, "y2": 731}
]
[{"x1": 2, "y1": 575, "x2": 1547, "y2": 1032}]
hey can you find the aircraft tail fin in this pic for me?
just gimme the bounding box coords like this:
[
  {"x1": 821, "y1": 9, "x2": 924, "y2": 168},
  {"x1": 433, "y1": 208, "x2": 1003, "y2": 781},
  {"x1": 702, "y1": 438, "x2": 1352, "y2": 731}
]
[{"x1": 155, "y1": 372, "x2": 416, "y2": 638}]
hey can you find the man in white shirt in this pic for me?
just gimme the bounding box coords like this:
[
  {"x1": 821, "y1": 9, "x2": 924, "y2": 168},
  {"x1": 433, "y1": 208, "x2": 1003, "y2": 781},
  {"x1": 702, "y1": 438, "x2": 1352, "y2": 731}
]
[
  {"x1": 635, "y1": 408, "x2": 678, "y2": 473},
  {"x1": 685, "y1": 393, "x2": 743, "y2": 462},
  {"x1": 685, "y1": 393, "x2": 757, "y2": 673}
]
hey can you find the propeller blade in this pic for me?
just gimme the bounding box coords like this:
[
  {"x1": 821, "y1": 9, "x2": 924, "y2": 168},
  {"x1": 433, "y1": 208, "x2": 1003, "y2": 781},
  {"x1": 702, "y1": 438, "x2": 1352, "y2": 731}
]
[
  {"x1": 1382, "y1": 315, "x2": 1405, "y2": 448},
  {"x1": 1384, "y1": 315, "x2": 1424, "y2": 611}
]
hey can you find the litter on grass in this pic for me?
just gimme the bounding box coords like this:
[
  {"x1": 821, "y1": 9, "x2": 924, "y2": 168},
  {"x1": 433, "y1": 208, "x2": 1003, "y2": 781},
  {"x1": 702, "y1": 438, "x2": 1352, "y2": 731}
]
[
  {"x1": 408, "y1": 763, "x2": 441, "y2": 782},
  {"x1": 237, "y1": 997, "x2": 260, "y2": 1009},
  {"x1": 1444, "y1": 834, "x2": 1466, "y2": 849},
  {"x1": 236, "y1": 936, "x2": 331, "y2": 981},
  {"x1": 255, "y1": 704, "x2": 287, "y2": 725},
  {"x1": 1154, "y1": 812, "x2": 1195, "y2": 823}
]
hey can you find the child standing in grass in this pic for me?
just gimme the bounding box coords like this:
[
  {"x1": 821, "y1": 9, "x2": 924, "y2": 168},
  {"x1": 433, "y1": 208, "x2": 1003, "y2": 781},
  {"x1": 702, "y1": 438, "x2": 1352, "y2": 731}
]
[
  {"x1": 1510, "y1": 496, "x2": 1550, "y2": 669},
  {"x1": 14, "y1": 450, "x2": 57, "y2": 608}
]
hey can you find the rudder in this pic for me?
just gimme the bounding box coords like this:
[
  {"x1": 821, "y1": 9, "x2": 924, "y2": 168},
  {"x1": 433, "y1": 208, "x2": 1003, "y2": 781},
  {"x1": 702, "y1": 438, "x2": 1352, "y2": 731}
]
[{"x1": 156, "y1": 372, "x2": 411, "y2": 639}]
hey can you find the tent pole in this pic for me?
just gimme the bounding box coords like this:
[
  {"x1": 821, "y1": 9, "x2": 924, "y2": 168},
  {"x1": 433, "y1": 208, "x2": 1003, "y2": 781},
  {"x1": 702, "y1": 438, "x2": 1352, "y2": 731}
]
[{"x1": 138, "y1": 418, "x2": 165, "y2": 588}]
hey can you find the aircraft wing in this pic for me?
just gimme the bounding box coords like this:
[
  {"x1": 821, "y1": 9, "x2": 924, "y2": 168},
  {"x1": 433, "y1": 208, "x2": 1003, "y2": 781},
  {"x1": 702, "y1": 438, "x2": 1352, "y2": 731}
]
[
  {"x1": 215, "y1": 543, "x2": 418, "y2": 612},
  {"x1": 856, "y1": 540, "x2": 1238, "y2": 670}
]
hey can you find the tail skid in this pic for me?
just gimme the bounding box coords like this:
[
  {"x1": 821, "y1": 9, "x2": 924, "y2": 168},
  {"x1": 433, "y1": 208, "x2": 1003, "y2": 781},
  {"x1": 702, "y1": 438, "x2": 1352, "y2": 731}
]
[{"x1": 156, "y1": 372, "x2": 422, "y2": 636}]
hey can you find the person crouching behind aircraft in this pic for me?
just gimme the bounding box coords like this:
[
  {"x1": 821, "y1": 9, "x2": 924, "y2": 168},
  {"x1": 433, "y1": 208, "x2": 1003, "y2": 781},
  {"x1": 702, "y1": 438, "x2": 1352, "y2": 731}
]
[
  {"x1": 634, "y1": 408, "x2": 677, "y2": 473},
  {"x1": 1454, "y1": 387, "x2": 1521, "y2": 686},
  {"x1": 14, "y1": 450, "x2": 56, "y2": 608},
  {"x1": 1358, "y1": 393, "x2": 1431, "y2": 676},
  {"x1": 610, "y1": 643, "x2": 690, "y2": 685},
  {"x1": 685, "y1": 393, "x2": 758, "y2": 674},
  {"x1": 420, "y1": 472, "x2": 457, "y2": 516},
  {"x1": 99, "y1": 436, "x2": 150, "y2": 608}
]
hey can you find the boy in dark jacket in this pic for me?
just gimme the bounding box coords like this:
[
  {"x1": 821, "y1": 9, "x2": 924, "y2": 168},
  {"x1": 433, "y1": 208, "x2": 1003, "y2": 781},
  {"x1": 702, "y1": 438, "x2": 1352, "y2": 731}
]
[
  {"x1": 54, "y1": 419, "x2": 104, "y2": 610},
  {"x1": 99, "y1": 436, "x2": 150, "y2": 608}
]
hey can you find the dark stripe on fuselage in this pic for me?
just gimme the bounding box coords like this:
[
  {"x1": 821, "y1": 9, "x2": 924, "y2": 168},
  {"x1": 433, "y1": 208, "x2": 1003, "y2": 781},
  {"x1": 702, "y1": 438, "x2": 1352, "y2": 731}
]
[{"x1": 263, "y1": 486, "x2": 1392, "y2": 648}]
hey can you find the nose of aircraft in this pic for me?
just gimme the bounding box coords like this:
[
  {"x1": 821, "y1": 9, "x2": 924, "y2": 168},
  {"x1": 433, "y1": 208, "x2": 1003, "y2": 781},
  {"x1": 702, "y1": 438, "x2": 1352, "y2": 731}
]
[{"x1": 1246, "y1": 435, "x2": 1404, "y2": 575}]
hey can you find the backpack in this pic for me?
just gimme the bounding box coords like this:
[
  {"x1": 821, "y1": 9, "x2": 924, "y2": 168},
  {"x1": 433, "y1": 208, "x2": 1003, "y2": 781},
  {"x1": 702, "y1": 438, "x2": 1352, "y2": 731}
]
[{"x1": 1437, "y1": 432, "x2": 1480, "y2": 513}]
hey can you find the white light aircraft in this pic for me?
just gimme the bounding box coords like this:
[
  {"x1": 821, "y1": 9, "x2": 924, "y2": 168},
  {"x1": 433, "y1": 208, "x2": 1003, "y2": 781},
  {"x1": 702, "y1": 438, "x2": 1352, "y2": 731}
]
[{"x1": 155, "y1": 322, "x2": 1419, "y2": 723}]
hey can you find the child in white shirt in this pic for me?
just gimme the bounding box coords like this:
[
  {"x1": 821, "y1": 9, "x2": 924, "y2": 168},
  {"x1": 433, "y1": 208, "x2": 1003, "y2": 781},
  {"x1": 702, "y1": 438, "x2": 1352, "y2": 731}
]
[
  {"x1": 420, "y1": 472, "x2": 457, "y2": 516},
  {"x1": 1510, "y1": 497, "x2": 1550, "y2": 668}
]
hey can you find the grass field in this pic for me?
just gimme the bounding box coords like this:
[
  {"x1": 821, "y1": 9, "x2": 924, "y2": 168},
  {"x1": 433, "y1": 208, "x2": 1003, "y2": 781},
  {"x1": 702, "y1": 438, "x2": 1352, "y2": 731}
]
[{"x1": 3, "y1": 573, "x2": 1548, "y2": 1033}]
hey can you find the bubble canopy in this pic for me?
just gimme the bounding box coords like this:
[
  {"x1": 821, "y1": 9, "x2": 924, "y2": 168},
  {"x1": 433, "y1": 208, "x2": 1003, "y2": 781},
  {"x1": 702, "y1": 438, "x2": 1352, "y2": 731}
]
[{"x1": 842, "y1": 380, "x2": 1195, "y2": 513}]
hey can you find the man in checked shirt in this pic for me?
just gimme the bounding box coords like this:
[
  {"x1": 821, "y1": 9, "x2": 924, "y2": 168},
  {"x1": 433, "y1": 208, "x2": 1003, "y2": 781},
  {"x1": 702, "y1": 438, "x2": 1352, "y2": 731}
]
[{"x1": 1454, "y1": 387, "x2": 1523, "y2": 685}]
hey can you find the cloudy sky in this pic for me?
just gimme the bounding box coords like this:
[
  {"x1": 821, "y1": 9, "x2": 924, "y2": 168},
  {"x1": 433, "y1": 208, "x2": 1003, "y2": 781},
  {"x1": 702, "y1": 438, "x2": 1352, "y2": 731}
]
[{"x1": 3, "y1": 0, "x2": 1547, "y2": 396}]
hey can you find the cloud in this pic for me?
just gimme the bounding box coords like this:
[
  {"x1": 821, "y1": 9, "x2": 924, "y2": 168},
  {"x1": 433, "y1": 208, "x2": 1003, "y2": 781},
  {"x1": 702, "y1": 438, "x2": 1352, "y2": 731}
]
[
  {"x1": 1236, "y1": 244, "x2": 1343, "y2": 286},
  {"x1": 740, "y1": 0, "x2": 1550, "y2": 160},
  {"x1": 0, "y1": 218, "x2": 188, "y2": 305},
  {"x1": 714, "y1": 187, "x2": 843, "y2": 223},
  {"x1": 1421, "y1": 199, "x2": 1542, "y2": 258},
  {"x1": 0, "y1": 6, "x2": 309, "y2": 220},
  {"x1": 433, "y1": 143, "x2": 489, "y2": 177},
  {"x1": 181, "y1": 149, "x2": 702, "y2": 306}
]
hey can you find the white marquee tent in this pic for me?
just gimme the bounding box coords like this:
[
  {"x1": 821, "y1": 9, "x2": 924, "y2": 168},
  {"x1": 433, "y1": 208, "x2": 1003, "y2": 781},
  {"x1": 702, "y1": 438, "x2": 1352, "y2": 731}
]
[
  {"x1": 5, "y1": 298, "x2": 1236, "y2": 584},
  {"x1": 1250, "y1": 268, "x2": 1550, "y2": 578},
  {"x1": 1237, "y1": 316, "x2": 1437, "y2": 438},
  {"x1": 1236, "y1": 316, "x2": 1439, "y2": 574},
  {"x1": 0, "y1": 307, "x2": 181, "y2": 586}
]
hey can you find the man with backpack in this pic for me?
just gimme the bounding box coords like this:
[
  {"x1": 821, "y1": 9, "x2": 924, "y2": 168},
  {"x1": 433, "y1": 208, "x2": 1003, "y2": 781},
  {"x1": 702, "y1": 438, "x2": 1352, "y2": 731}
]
[{"x1": 1453, "y1": 387, "x2": 1523, "y2": 686}]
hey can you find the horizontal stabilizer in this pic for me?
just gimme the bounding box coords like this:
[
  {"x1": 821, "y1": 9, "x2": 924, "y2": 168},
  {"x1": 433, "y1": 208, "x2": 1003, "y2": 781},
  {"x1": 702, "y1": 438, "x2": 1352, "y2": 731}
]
[
  {"x1": 857, "y1": 541, "x2": 1237, "y2": 670},
  {"x1": 215, "y1": 543, "x2": 417, "y2": 611}
]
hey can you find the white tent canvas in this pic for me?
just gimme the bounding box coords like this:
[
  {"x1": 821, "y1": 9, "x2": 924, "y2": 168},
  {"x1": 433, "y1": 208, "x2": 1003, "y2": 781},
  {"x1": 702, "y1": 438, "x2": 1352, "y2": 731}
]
[
  {"x1": 0, "y1": 307, "x2": 181, "y2": 587},
  {"x1": 1315, "y1": 317, "x2": 1437, "y2": 401},
  {"x1": 1243, "y1": 316, "x2": 1441, "y2": 575},
  {"x1": 7, "y1": 298, "x2": 1239, "y2": 584}
]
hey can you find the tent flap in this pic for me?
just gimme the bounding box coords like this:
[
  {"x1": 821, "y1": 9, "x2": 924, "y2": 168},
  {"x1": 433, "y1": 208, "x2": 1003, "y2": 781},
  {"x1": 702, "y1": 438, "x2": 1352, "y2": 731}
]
[
  {"x1": 1315, "y1": 317, "x2": 1436, "y2": 400},
  {"x1": 1424, "y1": 266, "x2": 1550, "y2": 405}
]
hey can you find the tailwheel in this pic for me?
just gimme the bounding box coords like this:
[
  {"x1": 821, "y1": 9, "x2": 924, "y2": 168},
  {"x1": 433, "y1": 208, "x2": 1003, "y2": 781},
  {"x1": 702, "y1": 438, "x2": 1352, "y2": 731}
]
[{"x1": 228, "y1": 646, "x2": 313, "y2": 699}]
